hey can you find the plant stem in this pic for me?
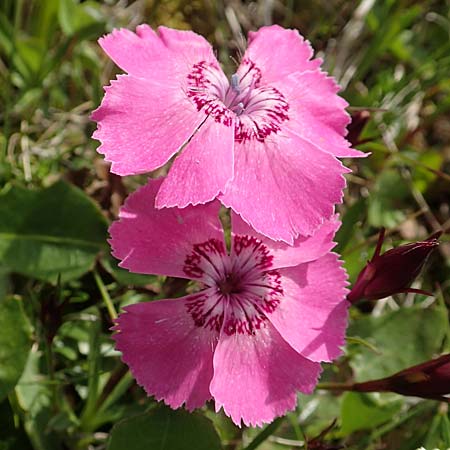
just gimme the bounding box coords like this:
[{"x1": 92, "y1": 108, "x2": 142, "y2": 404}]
[
  {"x1": 287, "y1": 412, "x2": 303, "y2": 441},
  {"x1": 243, "y1": 417, "x2": 284, "y2": 450},
  {"x1": 93, "y1": 269, "x2": 117, "y2": 321},
  {"x1": 79, "y1": 317, "x2": 101, "y2": 431},
  {"x1": 316, "y1": 381, "x2": 356, "y2": 392},
  {"x1": 43, "y1": 339, "x2": 62, "y2": 411}
]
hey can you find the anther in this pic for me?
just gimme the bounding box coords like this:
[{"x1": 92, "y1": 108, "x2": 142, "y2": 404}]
[{"x1": 234, "y1": 102, "x2": 245, "y2": 115}]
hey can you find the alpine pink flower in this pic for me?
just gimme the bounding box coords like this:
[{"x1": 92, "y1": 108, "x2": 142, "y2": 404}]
[
  {"x1": 92, "y1": 24, "x2": 365, "y2": 244},
  {"x1": 109, "y1": 178, "x2": 349, "y2": 427}
]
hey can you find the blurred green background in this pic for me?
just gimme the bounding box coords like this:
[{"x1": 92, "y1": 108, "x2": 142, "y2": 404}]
[{"x1": 0, "y1": 1, "x2": 449, "y2": 449}]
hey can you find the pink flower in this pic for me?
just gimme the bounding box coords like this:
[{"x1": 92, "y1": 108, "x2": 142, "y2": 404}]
[
  {"x1": 92, "y1": 25, "x2": 365, "y2": 244},
  {"x1": 109, "y1": 178, "x2": 349, "y2": 427}
]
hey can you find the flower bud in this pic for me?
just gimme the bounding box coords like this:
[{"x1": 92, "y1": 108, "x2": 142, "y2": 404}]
[
  {"x1": 353, "y1": 354, "x2": 450, "y2": 401},
  {"x1": 347, "y1": 229, "x2": 441, "y2": 303}
]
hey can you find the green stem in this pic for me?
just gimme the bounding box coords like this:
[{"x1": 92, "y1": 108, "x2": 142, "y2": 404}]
[
  {"x1": 316, "y1": 381, "x2": 356, "y2": 392},
  {"x1": 369, "y1": 401, "x2": 434, "y2": 441},
  {"x1": 93, "y1": 269, "x2": 117, "y2": 320},
  {"x1": 43, "y1": 339, "x2": 62, "y2": 411},
  {"x1": 79, "y1": 317, "x2": 101, "y2": 431},
  {"x1": 370, "y1": 144, "x2": 450, "y2": 183},
  {"x1": 97, "y1": 371, "x2": 133, "y2": 415},
  {"x1": 287, "y1": 412, "x2": 303, "y2": 441},
  {"x1": 243, "y1": 417, "x2": 284, "y2": 450}
]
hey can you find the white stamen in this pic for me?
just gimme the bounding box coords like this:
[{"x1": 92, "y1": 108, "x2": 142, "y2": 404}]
[{"x1": 231, "y1": 73, "x2": 240, "y2": 93}]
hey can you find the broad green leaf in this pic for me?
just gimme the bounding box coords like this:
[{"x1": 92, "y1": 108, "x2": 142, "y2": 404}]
[
  {"x1": 107, "y1": 407, "x2": 222, "y2": 450},
  {"x1": 206, "y1": 410, "x2": 240, "y2": 446},
  {"x1": 346, "y1": 336, "x2": 381, "y2": 354},
  {"x1": 0, "y1": 181, "x2": 108, "y2": 283},
  {"x1": 340, "y1": 392, "x2": 402, "y2": 435},
  {"x1": 12, "y1": 36, "x2": 46, "y2": 81},
  {"x1": 335, "y1": 198, "x2": 367, "y2": 254},
  {"x1": 411, "y1": 150, "x2": 444, "y2": 193},
  {"x1": 58, "y1": 0, "x2": 104, "y2": 37},
  {"x1": 0, "y1": 297, "x2": 32, "y2": 401},
  {"x1": 367, "y1": 168, "x2": 410, "y2": 228},
  {"x1": 15, "y1": 349, "x2": 61, "y2": 450},
  {"x1": 348, "y1": 306, "x2": 448, "y2": 381},
  {"x1": 343, "y1": 243, "x2": 376, "y2": 283}
]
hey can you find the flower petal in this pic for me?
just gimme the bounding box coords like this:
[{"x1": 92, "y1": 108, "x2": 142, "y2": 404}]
[
  {"x1": 114, "y1": 296, "x2": 218, "y2": 410},
  {"x1": 210, "y1": 314, "x2": 322, "y2": 427},
  {"x1": 268, "y1": 253, "x2": 349, "y2": 362},
  {"x1": 231, "y1": 212, "x2": 340, "y2": 269},
  {"x1": 155, "y1": 116, "x2": 234, "y2": 208},
  {"x1": 98, "y1": 25, "x2": 216, "y2": 84},
  {"x1": 92, "y1": 75, "x2": 203, "y2": 175},
  {"x1": 242, "y1": 25, "x2": 321, "y2": 84},
  {"x1": 220, "y1": 133, "x2": 348, "y2": 244},
  {"x1": 278, "y1": 72, "x2": 366, "y2": 158},
  {"x1": 109, "y1": 178, "x2": 224, "y2": 279},
  {"x1": 157, "y1": 26, "x2": 217, "y2": 65}
]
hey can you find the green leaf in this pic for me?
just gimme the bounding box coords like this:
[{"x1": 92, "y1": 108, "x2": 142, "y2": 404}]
[
  {"x1": 58, "y1": 0, "x2": 104, "y2": 37},
  {"x1": 12, "y1": 36, "x2": 46, "y2": 81},
  {"x1": 0, "y1": 268, "x2": 10, "y2": 299},
  {"x1": 242, "y1": 417, "x2": 284, "y2": 450},
  {"x1": 32, "y1": 0, "x2": 59, "y2": 45},
  {"x1": 335, "y1": 198, "x2": 367, "y2": 254},
  {"x1": 297, "y1": 391, "x2": 342, "y2": 438},
  {"x1": 348, "y1": 306, "x2": 448, "y2": 381},
  {"x1": 340, "y1": 392, "x2": 402, "y2": 435},
  {"x1": 423, "y1": 412, "x2": 450, "y2": 450},
  {"x1": 441, "y1": 414, "x2": 450, "y2": 448},
  {"x1": 346, "y1": 336, "x2": 381, "y2": 354},
  {"x1": 0, "y1": 297, "x2": 32, "y2": 401},
  {"x1": 343, "y1": 243, "x2": 376, "y2": 284},
  {"x1": 367, "y1": 168, "x2": 410, "y2": 228},
  {"x1": 0, "y1": 181, "x2": 108, "y2": 283},
  {"x1": 107, "y1": 407, "x2": 222, "y2": 450},
  {"x1": 15, "y1": 349, "x2": 61, "y2": 450},
  {"x1": 411, "y1": 149, "x2": 444, "y2": 193},
  {"x1": 0, "y1": 11, "x2": 14, "y2": 56}
]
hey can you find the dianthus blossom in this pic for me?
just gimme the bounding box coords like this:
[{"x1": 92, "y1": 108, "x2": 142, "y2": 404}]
[
  {"x1": 110, "y1": 178, "x2": 349, "y2": 426},
  {"x1": 93, "y1": 24, "x2": 364, "y2": 244}
]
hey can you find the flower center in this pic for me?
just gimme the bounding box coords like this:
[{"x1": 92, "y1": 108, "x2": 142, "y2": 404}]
[
  {"x1": 183, "y1": 236, "x2": 283, "y2": 335},
  {"x1": 217, "y1": 272, "x2": 243, "y2": 295},
  {"x1": 186, "y1": 58, "x2": 289, "y2": 143}
]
